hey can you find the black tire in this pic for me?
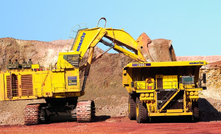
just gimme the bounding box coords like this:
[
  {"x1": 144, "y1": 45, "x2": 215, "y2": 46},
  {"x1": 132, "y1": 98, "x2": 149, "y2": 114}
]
[
  {"x1": 192, "y1": 102, "x2": 200, "y2": 121},
  {"x1": 136, "y1": 97, "x2": 148, "y2": 123},
  {"x1": 128, "y1": 94, "x2": 136, "y2": 120}
]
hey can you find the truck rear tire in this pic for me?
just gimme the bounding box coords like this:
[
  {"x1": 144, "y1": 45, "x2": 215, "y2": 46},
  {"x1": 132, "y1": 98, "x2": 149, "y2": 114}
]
[
  {"x1": 128, "y1": 94, "x2": 136, "y2": 120},
  {"x1": 136, "y1": 97, "x2": 148, "y2": 123},
  {"x1": 192, "y1": 102, "x2": 200, "y2": 121}
]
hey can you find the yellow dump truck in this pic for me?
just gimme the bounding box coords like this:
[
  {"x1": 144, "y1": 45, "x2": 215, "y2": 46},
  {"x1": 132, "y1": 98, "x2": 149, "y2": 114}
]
[{"x1": 123, "y1": 61, "x2": 207, "y2": 123}]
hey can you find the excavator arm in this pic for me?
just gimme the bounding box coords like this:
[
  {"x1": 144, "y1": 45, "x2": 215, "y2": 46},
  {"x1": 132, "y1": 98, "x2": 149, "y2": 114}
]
[{"x1": 71, "y1": 27, "x2": 147, "y2": 62}]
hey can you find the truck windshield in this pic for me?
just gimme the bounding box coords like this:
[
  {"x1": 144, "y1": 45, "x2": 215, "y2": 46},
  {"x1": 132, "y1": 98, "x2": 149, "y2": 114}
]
[{"x1": 180, "y1": 76, "x2": 194, "y2": 84}]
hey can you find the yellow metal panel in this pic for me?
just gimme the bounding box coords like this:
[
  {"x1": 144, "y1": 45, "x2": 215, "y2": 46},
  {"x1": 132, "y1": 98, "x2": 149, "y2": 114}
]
[
  {"x1": 135, "y1": 81, "x2": 146, "y2": 90},
  {"x1": 34, "y1": 74, "x2": 41, "y2": 83},
  {"x1": 71, "y1": 27, "x2": 104, "y2": 59},
  {"x1": 33, "y1": 73, "x2": 43, "y2": 96},
  {"x1": 31, "y1": 64, "x2": 40, "y2": 69},
  {"x1": 65, "y1": 70, "x2": 80, "y2": 92},
  {"x1": 185, "y1": 88, "x2": 202, "y2": 91},
  {"x1": 17, "y1": 74, "x2": 21, "y2": 97},
  {"x1": 42, "y1": 73, "x2": 52, "y2": 96},
  {"x1": 32, "y1": 71, "x2": 53, "y2": 97},
  {"x1": 113, "y1": 45, "x2": 139, "y2": 60},
  {"x1": 163, "y1": 75, "x2": 178, "y2": 89},
  {"x1": 105, "y1": 28, "x2": 146, "y2": 61},
  {"x1": 136, "y1": 89, "x2": 155, "y2": 93},
  {"x1": 122, "y1": 68, "x2": 133, "y2": 93},
  {"x1": 126, "y1": 61, "x2": 207, "y2": 68},
  {"x1": 0, "y1": 73, "x2": 5, "y2": 101},
  {"x1": 187, "y1": 96, "x2": 199, "y2": 99},
  {"x1": 156, "y1": 75, "x2": 178, "y2": 89},
  {"x1": 7, "y1": 96, "x2": 37, "y2": 100},
  {"x1": 179, "y1": 83, "x2": 196, "y2": 89},
  {"x1": 149, "y1": 112, "x2": 192, "y2": 117},
  {"x1": 140, "y1": 96, "x2": 154, "y2": 101},
  {"x1": 122, "y1": 69, "x2": 127, "y2": 87},
  {"x1": 167, "y1": 109, "x2": 183, "y2": 113},
  {"x1": 134, "y1": 80, "x2": 155, "y2": 90},
  {"x1": 52, "y1": 72, "x2": 65, "y2": 93}
]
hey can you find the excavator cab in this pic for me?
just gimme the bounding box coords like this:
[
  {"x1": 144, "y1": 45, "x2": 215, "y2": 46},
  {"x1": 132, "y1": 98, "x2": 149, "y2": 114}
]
[{"x1": 56, "y1": 51, "x2": 80, "y2": 69}]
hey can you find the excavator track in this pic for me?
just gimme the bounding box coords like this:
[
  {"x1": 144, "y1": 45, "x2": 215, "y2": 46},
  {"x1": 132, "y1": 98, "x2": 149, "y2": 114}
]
[
  {"x1": 24, "y1": 104, "x2": 40, "y2": 125},
  {"x1": 77, "y1": 100, "x2": 95, "y2": 122}
]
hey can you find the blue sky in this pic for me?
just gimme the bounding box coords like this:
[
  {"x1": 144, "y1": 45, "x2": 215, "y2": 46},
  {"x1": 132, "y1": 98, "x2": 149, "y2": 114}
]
[{"x1": 0, "y1": 0, "x2": 220, "y2": 56}]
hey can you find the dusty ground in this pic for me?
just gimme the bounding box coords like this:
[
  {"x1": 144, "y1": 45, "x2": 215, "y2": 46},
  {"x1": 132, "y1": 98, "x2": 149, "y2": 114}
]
[{"x1": 1, "y1": 117, "x2": 221, "y2": 134}]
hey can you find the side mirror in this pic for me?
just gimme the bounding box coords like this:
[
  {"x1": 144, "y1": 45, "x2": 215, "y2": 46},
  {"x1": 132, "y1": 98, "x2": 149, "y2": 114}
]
[
  {"x1": 131, "y1": 82, "x2": 134, "y2": 88},
  {"x1": 203, "y1": 73, "x2": 206, "y2": 83},
  {"x1": 203, "y1": 73, "x2": 207, "y2": 90}
]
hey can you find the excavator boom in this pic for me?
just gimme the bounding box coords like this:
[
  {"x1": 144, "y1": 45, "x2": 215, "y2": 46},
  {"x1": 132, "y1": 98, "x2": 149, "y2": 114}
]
[{"x1": 71, "y1": 27, "x2": 147, "y2": 62}]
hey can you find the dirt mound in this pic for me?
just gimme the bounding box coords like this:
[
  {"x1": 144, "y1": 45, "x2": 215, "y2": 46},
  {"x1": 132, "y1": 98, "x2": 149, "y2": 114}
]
[
  {"x1": 0, "y1": 38, "x2": 71, "y2": 68},
  {"x1": 148, "y1": 39, "x2": 176, "y2": 62},
  {"x1": 49, "y1": 39, "x2": 73, "y2": 46},
  {"x1": 177, "y1": 55, "x2": 221, "y2": 63},
  {"x1": 209, "y1": 61, "x2": 221, "y2": 68}
]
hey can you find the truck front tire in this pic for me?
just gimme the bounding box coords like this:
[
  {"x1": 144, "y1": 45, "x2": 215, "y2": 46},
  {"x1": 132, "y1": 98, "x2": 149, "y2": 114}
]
[
  {"x1": 128, "y1": 94, "x2": 136, "y2": 120},
  {"x1": 136, "y1": 97, "x2": 148, "y2": 123}
]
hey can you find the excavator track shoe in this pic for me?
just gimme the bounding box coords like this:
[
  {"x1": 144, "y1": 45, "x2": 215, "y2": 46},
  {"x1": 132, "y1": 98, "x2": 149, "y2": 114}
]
[
  {"x1": 71, "y1": 108, "x2": 77, "y2": 120},
  {"x1": 77, "y1": 100, "x2": 95, "y2": 122},
  {"x1": 24, "y1": 104, "x2": 40, "y2": 125}
]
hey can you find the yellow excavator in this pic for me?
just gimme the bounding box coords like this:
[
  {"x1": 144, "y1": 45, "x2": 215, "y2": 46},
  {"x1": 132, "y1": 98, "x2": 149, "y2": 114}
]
[{"x1": 0, "y1": 18, "x2": 206, "y2": 124}]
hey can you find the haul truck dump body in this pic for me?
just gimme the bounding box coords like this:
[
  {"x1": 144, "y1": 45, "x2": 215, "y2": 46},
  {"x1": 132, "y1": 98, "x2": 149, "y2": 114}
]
[{"x1": 123, "y1": 61, "x2": 207, "y2": 123}]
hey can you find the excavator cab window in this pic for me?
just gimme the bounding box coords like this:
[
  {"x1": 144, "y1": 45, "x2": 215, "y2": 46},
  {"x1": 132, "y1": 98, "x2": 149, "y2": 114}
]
[{"x1": 63, "y1": 54, "x2": 80, "y2": 68}]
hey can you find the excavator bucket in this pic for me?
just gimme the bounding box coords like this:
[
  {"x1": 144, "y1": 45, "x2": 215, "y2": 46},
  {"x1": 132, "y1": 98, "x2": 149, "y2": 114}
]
[
  {"x1": 136, "y1": 33, "x2": 177, "y2": 62},
  {"x1": 136, "y1": 33, "x2": 152, "y2": 61}
]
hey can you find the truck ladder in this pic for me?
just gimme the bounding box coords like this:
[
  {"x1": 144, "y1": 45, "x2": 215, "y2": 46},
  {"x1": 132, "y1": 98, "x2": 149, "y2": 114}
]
[
  {"x1": 159, "y1": 89, "x2": 180, "y2": 112},
  {"x1": 158, "y1": 90, "x2": 177, "y2": 109}
]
